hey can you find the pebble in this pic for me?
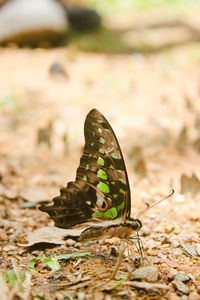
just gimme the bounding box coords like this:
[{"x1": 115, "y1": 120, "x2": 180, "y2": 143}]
[
  {"x1": 165, "y1": 224, "x2": 175, "y2": 234},
  {"x1": 133, "y1": 266, "x2": 159, "y2": 282},
  {"x1": 141, "y1": 225, "x2": 150, "y2": 236},
  {"x1": 181, "y1": 243, "x2": 198, "y2": 257},
  {"x1": 195, "y1": 243, "x2": 200, "y2": 256},
  {"x1": 172, "y1": 241, "x2": 180, "y2": 248},
  {"x1": 189, "y1": 291, "x2": 200, "y2": 300},
  {"x1": 167, "y1": 268, "x2": 177, "y2": 281},
  {"x1": 173, "y1": 281, "x2": 189, "y2": 295},
  {"x1": 180, "y1": 296, "x2": 188, "y2": 300},
  {"x1": 65, "y1": 239, "x2": 76, "y2": 246},
  {"x1": 3, "y1": 245, "x2": 17, "y2": 251},
  {"x1": 168, "y1": 293, "x2": 179, "y2": 300},
  {"x1": 174, "y1": 273, "x2": 190, "y2": 283}
]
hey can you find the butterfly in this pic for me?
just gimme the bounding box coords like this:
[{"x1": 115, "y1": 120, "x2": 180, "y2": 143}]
[{"x1": 39, "y1": 109, "x2": 142, "y2": 243}]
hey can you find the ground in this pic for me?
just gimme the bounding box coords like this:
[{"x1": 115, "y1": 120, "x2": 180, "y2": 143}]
[{"x1": 0, "y1": 7, "x2": 200, "y2": 300}]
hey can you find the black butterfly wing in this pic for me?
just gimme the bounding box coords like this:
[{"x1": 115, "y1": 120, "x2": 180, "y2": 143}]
[
  {"x1": 39, "y1": 109, "x2": 131, "y2": 229},
  {"x1": 76, "y1": 109, "x2": 131, "y2": 220}
]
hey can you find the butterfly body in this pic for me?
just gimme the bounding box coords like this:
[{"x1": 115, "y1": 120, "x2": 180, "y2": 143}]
[
  {"x1": 40, "y1": 109, "x2": 142, "y2": 241},
  {"x1": 78, "y1": 219, "x2": 142, "y2": 242}
]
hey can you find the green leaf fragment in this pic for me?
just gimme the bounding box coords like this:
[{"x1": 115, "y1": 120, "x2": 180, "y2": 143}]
[
  {"x1": 77, "y1": 292, "x2": 85, "y2": 300},
  {"x1": 41, "y1": 254, "x2": 60, "y2": 271},
  {"x1": 63, "y1": 292, "x2": 73, "y2": 300},
  {"x1": 6, "y1": 270, "x2": 17, "y2": 287},
  {"x1": 28, "y1": 258, "x2": 39, "y2": 270}
]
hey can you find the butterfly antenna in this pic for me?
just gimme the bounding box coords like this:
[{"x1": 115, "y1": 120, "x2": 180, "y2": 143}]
[{"x1": 135, "y1": 189, "x2": 174, "y2": 219}]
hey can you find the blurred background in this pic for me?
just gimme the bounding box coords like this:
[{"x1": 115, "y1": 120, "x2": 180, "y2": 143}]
[
  {"x1": 1, "y1": 0, "x2": 200, "y2": 227},
  {"x1": 1, "y1": 1, "x2": 200, "y2": 297}
]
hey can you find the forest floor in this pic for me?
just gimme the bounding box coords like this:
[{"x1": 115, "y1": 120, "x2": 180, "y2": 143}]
[{"x1": 0, "y1": 8, "x2": 200, "y2": 300}]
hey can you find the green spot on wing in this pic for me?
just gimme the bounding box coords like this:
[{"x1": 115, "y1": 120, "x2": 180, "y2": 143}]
[
  {"x1": 94, "y1": 207, "x2": 117, "y2": 219},
  {"x1": 85, "y1": 164, "x2": 89, "y2": 170},
  {"x1": 97, "y1": 157, "x2": 105, "y2": 166},
  {"x1": 99, "y1": 137, "x2": 105, "y2": 144},
  {"x1": 105, "y1": 129, "x2": 109, "y2": 133},
  {"x1": 97, "y1": 169, "x2": 108, "y2": 180},
  {"x1": 98, "y1": 119, "x2": 103, "y2": 123},
  {"x1": 98, "y1": 128, "x2": 103, "y2": 133},
  {"x1": 111, "y1": 181, "x2": 115, "y2": 185},
  {"x1": 119, "y1": 178, "x2": 124, "y2": 183},
  {"x1": 119, "y1": 188, "x2": 125, "y2": 195},
  {"x1": 107, "y1": 197, "x2": 112, "y2": 202},
  {"x1": 97, "y1": 182, "x2": 110, "y2": 193},
  {"x1": 117, "y1": 169, "x2": 122, "y2": 173},
  {"x1": 109, "y1": 164, "x2": 114, "y2": 169},
  {"x1": 111, "y1": 207, "x2": 118, "y2": 218},
  {"x1": 91, "y1": 142, "x2": 94, "y2": 146},
  {"x1": 111, "y1": 152, "x2": 118, "y2": 159},
  {"x1": 113, "y1": 194, "x2": 118, "y2": 199},
  {"x1": 117, "y1": 202, "x2": 125, "y2": 211},
  {"x1": 86, "y1": 200, "x2": 91, "y2": 205},
  {"x1": 83, "y1": 175, "x2": 87, "y2": 181},
  {"x1": 99, "y1": 148, "x2": 105, "y2": 154}
]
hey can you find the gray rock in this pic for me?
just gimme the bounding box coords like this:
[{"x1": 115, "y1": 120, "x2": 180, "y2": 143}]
[
  {"x1": 167, "y1": 268, "x2": 177, "y2": 281},
  {"x1": 172, "y1": 240, "x2": 180, "y2": 248},
  {"x1": 189, "y1": 291, "x2": 200, "y2": 300},
  {"x1": 181, "y1": 243, "x2": 198, "y2": 257},
  {"x1": 174, "y1": 273, "x2": 190, "y2": 283},
  {"x1": 173, "y1": 281, "x2": 189, "y2": 295},
  {"x1": 133, "y1": 266, "x2": 159, "y2": 282}
]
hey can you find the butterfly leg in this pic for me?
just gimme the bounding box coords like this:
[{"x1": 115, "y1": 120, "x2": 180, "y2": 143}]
[{"x1": 128, "y1": 236, "x2": 149, "y2": 267}]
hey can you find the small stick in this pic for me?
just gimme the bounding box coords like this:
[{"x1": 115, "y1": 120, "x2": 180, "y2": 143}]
[{"x1": 110, "y1": 242, "x2": 126, "y2": 280}]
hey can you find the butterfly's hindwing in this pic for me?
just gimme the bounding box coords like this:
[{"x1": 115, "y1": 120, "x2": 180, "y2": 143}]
[{"x1": 39, "y1": 109, "x2": 131, "y2": 229}]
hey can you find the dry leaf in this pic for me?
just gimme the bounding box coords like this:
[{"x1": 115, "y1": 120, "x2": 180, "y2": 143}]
[{"x1": 24, "y1": 226, "x2": 82, "y2": 246}]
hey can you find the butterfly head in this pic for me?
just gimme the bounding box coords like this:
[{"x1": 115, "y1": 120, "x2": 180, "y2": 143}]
[{"x1": 126, "y1": 218, "x2": 142, "y2": 231}]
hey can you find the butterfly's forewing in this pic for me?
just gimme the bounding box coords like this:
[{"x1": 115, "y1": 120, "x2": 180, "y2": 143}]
[
  {"x1": 39, "y1": 109, "x2": 131, "y2": 229},
  {"x1": 75, "y1": 109, "x2": 131, "y2": 221}
]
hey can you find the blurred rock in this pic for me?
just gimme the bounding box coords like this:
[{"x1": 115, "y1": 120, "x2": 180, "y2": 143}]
[
  {"x1": 173, "y1": 281, "x2": 189, "y2": 295},
  {"x1": 167, "y1": 268, "x2": 177, "y2": 281},
  {"x1": 49, "y1": 62, "x2": 68, "y2": 79},
  {"x1": 189, "y1": 291, "x2": 200, "y2": 300},
  {"x1": 0, "y1": 0, "x2": 68, "y2": 45},
  {"x1": 180, "y1": 173, "x2": 200, "y2": 195},
  {"x1": 0, "y1": 0, "x2": 101, "y2": 45},
  {"x1": 67, "y1": 6, "x2": 101, "y2": 31},
  {"x1": 174, "y1": 273, "x2": 190, "y2": 283},
  {"x1": 181, "y1": 243, "x2": 198, "y2": 257},
  {"x1": 133, "y1": 266, "x2": 160, "y2": 282}
]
